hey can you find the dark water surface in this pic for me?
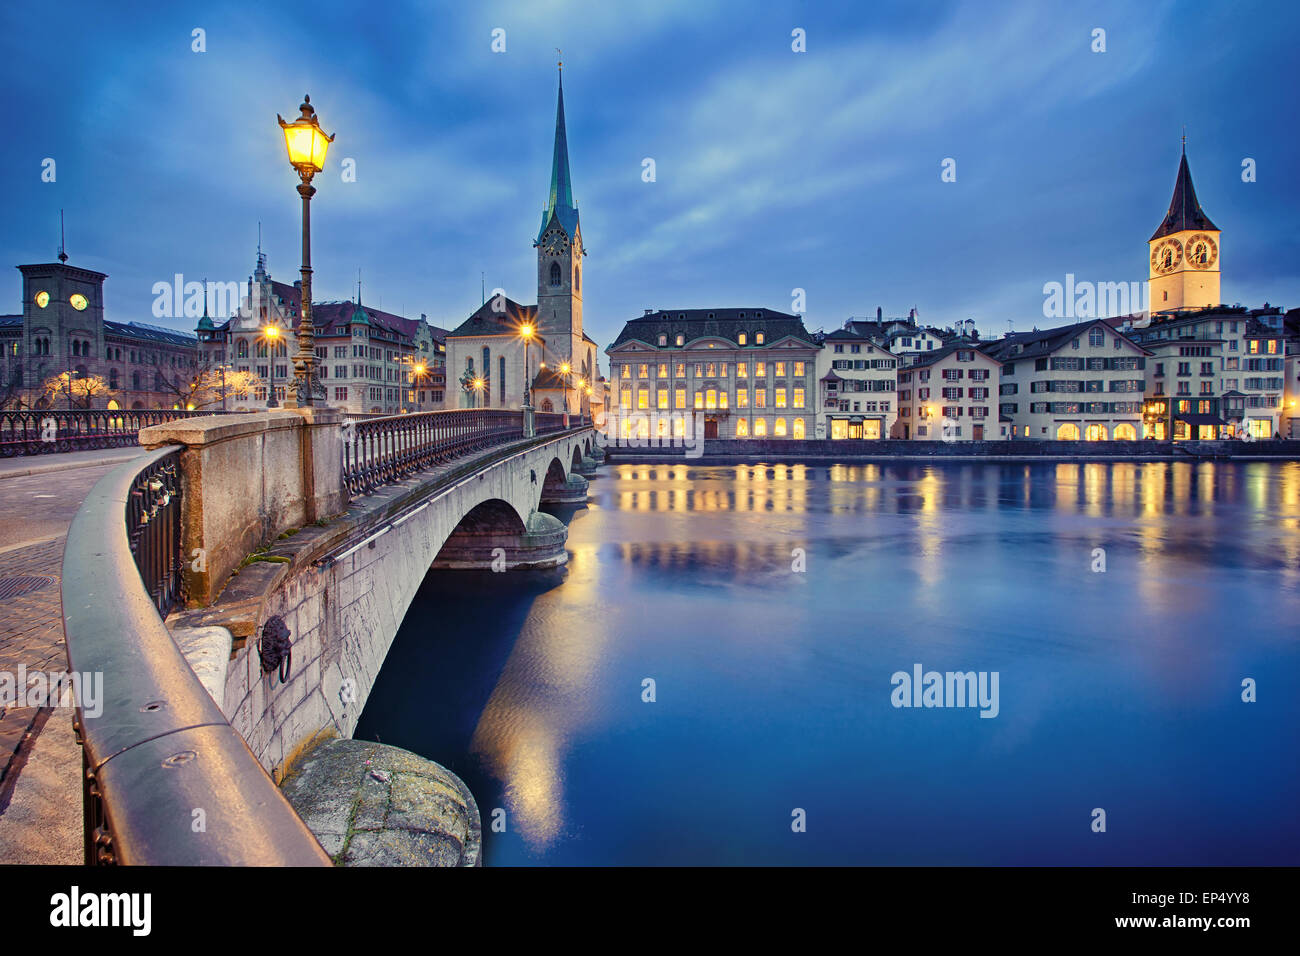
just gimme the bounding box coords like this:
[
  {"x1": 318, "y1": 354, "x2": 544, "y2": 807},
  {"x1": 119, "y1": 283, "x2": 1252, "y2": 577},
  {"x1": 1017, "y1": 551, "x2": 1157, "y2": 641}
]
[{"x1": 355, "y1": 461, "x2": 1300, "y2": 865}]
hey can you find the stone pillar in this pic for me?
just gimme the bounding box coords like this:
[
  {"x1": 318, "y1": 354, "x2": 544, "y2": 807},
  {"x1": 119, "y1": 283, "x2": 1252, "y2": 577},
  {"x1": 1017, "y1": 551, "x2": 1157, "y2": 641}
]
[
  {"x1": 431, "y1": 510, "x2": 568, "y2": 569},
  {"x1": 139, "y1": 410, "x2": 347, "y2": 606}
]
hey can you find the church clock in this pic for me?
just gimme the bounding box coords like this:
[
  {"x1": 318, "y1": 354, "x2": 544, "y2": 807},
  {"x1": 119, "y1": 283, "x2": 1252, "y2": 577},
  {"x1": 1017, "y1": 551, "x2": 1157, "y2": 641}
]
[
  {"x1": 542, "y1": 231, "x2": 567, "y2": 256},
  {"x1": 1150, "y1": 238, "x2": 1182, "y2": 275},
  {"x1": 1184, "y1": 233, "x2": 1218, "y2": 269}
]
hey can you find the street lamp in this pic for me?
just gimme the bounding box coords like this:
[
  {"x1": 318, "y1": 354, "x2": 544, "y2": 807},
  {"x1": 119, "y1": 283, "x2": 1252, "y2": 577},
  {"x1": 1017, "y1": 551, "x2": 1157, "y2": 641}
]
[
  {"x1": 518, "y1": 322, "x2": 536, "y2": 437},
  {"x1": 471, "y1": 375, "x2": 486, "y2": 407},
  {"x1": 259, "y1": 324, "x2": 282, "y2": 408},
  {"x1": 277, "y1": 94, "x2": 335, "y2": 407},
  {"x1": 558, "y1": 361, "x2": 572, "y2": 425}
]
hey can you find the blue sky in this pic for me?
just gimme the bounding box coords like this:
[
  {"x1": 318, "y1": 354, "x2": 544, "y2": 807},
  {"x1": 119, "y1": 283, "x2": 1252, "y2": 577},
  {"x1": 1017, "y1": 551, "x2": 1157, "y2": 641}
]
[{"x1": 1, "y1": 0, "x2": 1296, "y2": 359}]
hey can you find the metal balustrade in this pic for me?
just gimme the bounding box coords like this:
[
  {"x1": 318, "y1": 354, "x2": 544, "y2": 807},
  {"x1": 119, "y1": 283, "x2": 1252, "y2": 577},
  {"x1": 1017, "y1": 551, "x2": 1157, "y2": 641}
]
[
  {"x1": 0, "y1": 408, "x2": 219, "y2": 458},
  {"x1": 343, "y1": 408, "x2": 589, "y2": 496}
]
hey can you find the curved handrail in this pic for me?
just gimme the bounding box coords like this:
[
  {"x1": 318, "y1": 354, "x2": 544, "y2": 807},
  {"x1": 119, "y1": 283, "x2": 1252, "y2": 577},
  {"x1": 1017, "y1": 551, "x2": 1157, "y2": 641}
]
[
  {"x1": 0, "y1": 408, "x2": 224, "y2": 458},
  {"x1": 61, "y1": 445, "x2": 330, "y2": 866}
]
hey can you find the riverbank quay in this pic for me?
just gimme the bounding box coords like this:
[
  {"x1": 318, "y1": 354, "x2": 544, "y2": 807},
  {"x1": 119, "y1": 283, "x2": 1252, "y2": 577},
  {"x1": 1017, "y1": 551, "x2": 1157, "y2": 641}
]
[{"x1": 601, "y1": 437, "x2": 1300, "y2": 465}]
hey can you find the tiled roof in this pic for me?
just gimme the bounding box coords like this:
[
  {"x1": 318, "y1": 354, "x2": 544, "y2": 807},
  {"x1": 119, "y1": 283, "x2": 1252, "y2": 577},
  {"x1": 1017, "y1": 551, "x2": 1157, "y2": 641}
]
[
  {"x1": 446, "y1": 296, "x2": 539, "y2": 338},
  {"x1": 609, "y1": 308, "x2": 815, "y2": 349},
  {"x1": 979, "y1": 319, "x2": 1137, "y2": 362},
  {"x1": 906, "y1": 341, "x2": 995, "y2": 368},
  {"x1": 104, "y1": 320, "x2": 197, "y2": 347}
]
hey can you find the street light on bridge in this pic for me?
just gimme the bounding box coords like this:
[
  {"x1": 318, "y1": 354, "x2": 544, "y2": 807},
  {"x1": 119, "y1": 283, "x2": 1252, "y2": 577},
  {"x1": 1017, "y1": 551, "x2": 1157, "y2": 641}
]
[
  {"x1": 277, "y1": 94, "x2": 334, "y2": 408},
  {"x1": 258, "y1": 324, "x2": 283, "y2": 408}
]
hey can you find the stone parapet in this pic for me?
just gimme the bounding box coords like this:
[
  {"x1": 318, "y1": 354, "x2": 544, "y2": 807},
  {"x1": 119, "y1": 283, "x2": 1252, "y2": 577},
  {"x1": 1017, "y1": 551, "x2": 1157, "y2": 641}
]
[{"x1": 140, "y1": 408, "x2": 347, "y2": 606}]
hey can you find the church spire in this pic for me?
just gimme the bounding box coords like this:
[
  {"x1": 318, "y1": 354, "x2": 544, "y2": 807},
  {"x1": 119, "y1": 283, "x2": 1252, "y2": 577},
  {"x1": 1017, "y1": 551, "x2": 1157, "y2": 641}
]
[
  {"x1": 537, "y1": 64, "x2": 579, "y2": 242},
  {"x1": 1150, "y1": 146, "x2": 1218, "y2": 241}
]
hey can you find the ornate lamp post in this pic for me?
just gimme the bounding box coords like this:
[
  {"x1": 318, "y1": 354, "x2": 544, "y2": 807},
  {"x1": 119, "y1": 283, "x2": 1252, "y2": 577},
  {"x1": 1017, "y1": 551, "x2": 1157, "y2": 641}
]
[
  {"x1": 277, "y1": 95, "x2": 335, "y2": 407},
  {"x1": 558, "y1": 361, "x2": 572, "y2": 427}
]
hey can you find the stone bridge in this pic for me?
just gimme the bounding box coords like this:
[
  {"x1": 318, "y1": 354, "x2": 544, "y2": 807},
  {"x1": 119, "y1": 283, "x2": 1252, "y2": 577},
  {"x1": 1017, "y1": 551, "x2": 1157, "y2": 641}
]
[
  {"x1": 143, "y1": 410, "x2": 598, "y2": 778},
  {"x1": 61, "y1": 407, "x2": 597, "y2": 863}
]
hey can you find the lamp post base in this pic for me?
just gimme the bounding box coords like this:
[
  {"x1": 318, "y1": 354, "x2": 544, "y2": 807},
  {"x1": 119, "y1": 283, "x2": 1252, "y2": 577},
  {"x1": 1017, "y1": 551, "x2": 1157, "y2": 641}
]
[{"x1": 523, "y1": 404, "x2": 535, "y2": 438}]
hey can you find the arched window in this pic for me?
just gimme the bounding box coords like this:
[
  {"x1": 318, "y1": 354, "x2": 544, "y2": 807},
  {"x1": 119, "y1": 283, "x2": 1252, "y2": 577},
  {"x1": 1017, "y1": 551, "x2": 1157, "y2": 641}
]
[
  {"x1": 1085, "y1": 423, "x2": 1108, "y2": 441},
  {"x1": 574, "y1": 264, "x2": 580, "y2": 292},
  {"x1": 1057, "y1": 423, "x2": 1080, "y2": 440},
  {"x1": 1113, "y1": 423, "x2": 1137, "y2": 441},
  {"x1": 736, "y1": 418, "x2": 749, "y2": 437},
  {"x1": 72, "y1": 340, "x2": 81, "y2": 357},
  {"x1": 793, "y1": 418, "x2": 805, "y2": 439},
  {"x1": 549, "y1": 261, "x2": 561, "y2": 287},
  {"x1": 774, "y1": 417, "x2": 788, "y2": 437},
  {"x1": 481, "y1": 347, "x2": 490, "y2": 404},
  {"x1": 541, "y1": 399, "x2": 553, "y2": 412},
  {"x1": 237, "y1": 340, "x2": 249, "y2": 359}
]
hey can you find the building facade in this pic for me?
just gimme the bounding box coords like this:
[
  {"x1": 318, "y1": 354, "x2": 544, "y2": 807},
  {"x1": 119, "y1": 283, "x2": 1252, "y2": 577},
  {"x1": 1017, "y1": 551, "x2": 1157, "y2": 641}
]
[
  {"x1": 606, "y1": 309, "x2": 819, "y2": 439},
  {"x1": 815, "y1": 325, "x2": 898, "y2": 439},
  {"x1": 980, "y1": 319, "x2": 1148, "y2": 440},
  {"x1": 2, "y1": 257, "x2": 199, "y2": 410},
  {"x1": 896, "y1": 344, "x2": 1003, "y2": 440},
  {"x1": 197, "y1": 252, "x2": 447, "y2": 415}
]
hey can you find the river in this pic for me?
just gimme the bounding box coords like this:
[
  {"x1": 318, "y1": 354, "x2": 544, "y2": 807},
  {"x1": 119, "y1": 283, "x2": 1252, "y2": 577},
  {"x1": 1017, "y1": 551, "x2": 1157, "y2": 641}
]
[{"x1": 355, "y1": 460, "x2": 1300, "y2": 865}]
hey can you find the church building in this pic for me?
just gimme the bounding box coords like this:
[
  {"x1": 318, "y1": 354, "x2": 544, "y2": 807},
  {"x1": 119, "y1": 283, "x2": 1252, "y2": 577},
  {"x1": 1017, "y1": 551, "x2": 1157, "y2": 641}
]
[{"x1": 445, "y1": 68, "x2": 600, "y2": 415}]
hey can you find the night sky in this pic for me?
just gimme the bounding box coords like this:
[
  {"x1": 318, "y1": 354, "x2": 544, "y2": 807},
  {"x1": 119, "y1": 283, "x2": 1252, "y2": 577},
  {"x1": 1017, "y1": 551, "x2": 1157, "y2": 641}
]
[{"x1": 1, "y1": 0, "x2": 1295, "y2": 355}]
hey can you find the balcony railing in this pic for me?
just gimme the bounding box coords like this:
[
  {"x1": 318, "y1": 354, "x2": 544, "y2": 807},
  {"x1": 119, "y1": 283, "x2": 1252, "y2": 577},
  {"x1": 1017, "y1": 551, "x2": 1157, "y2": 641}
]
[
  {"x1": 0, "y1": 408, "x2": 219, "y2": 458},
  {"x1": 343, "y1": 408, "x2": 590, "y2": 497}
]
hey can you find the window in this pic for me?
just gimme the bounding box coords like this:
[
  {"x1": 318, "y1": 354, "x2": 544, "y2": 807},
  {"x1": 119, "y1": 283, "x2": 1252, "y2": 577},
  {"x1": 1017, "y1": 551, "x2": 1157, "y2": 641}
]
[
  {"x1": 694, "y1": 391, "x2": 703, "y2": 409},
  {"x1": 658, "y1": 363, "x2": 669, "y2": 377},
  {"x1": 753, "y1": 417, "x2": 767, "y2": 437},
  {"x1": 794, "y1": 362, "x2": 804, "y2": 376},
  {"x1": 755, "y1": 362, "x2": 766, "y2": 377},
  {"x1": 793, "y1": 418, "x2": 805, "y2": 439},
  {"x1": 775, "y1": 388, "x2": 787, "y2": 408},
  {"x1": 706, "y1": 389, "x2": 717, "y2": 409},
  {"x1": 620, "y1": 388, "x2": 632, "y2": 409},
  {"x1": 756, "y1": 332, "x2": 765, "y2": 344},
  {"x1": 736, "y1": 418, "x2": 749, "y2": 437},
  {"x1": 737, "y1": 362, "x2": 748, "y2": 378},
  {"x1": 639, "y1": 363, "x2": 649, "y2": 378},
  {"x1": 738, "y1": 332, "x2": 747, "y2": 346},
  {"x1": 1089, "y1": 328, "x2": 1104, "y2": 347},
  {"x1": 775, "y1": 362, "x2": 786, "y2": 376},
  {"x1": 621, "y1": 365, "x2": 630, "y2": 379},
  {"x1": 549, "y1": 261, "x2": 562, "y2": 287},
  {"x1": 774, "y1": 418, "x2": 787, "y2": 437},
  {"x1": 675, "y1": 388, "x2": 686, "y2": 409},
  {"x1": 676, "y1": 333, "x2": 685, "y2": 346},
  {"x1": 736, "y1": 390, "x2": 749, "y2": 408},
  {"x1": 793, "y1": 388, "x2": 805, "y2": 408},
  {"x1": 658, "y1": 334, "x2": 667, "y2": 346},
  {"x1": 675, "y1": 363, "x2": 686, "y2": 376},
  {"x1": 637, "y1": 387, "x2": 649, "y2": 409}
]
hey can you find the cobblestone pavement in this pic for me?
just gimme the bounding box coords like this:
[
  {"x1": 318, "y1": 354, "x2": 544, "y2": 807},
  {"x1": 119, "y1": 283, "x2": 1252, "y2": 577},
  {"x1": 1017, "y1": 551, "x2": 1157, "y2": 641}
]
[{"x1": 0, "y1": 460, "x2": 124, "y2": 863}]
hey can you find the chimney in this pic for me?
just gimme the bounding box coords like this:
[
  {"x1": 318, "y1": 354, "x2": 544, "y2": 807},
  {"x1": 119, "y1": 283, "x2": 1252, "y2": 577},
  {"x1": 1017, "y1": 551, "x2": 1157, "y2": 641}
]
[
  {"x1": 644, "y1": 308, "x2": 653, "y2": 315},
  {"x1": 876, "y1": 306, "x2": 883, "y2": 321}
]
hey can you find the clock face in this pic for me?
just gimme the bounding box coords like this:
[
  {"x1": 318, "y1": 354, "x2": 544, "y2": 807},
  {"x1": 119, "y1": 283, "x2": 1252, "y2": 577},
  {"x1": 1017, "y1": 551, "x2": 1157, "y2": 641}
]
[
  {"x1": 1185, "y1": 233, "x2": 1218, "y2": 270},
  {"x1": 543, "y1": 231, "x2": 567, "y2": 256},
  {"x1": 69, "y1": 293, "x2": 88, "y2": 311},
  {"x1": 1150, "y1": 238, "x2": 1182, "y2": 275},
  {"x1": 34, "y1": 291, "x2": 49, "y2": 308}
]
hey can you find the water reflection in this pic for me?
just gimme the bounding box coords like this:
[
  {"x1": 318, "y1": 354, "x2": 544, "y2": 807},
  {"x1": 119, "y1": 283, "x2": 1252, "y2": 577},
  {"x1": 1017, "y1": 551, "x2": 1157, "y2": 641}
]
[{"x1": 358, "y1": 460, "x2": 1300, "y2": 865}]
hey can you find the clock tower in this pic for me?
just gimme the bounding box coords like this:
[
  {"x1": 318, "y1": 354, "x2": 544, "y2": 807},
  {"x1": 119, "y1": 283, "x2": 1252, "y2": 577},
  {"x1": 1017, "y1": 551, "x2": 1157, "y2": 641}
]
[
  {"x1": 1148, "y1": 145, "x2": 1220, "y2": 312},
  {"x1": 535, "y1": 67, "x2": 585, "y2": 370}
]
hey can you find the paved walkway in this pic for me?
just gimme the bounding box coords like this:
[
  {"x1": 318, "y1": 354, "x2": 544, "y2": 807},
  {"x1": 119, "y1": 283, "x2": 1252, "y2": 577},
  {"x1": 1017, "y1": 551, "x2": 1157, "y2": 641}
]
[{"x1": 0, "y1": 457, "x2": 135, "y2": 864}]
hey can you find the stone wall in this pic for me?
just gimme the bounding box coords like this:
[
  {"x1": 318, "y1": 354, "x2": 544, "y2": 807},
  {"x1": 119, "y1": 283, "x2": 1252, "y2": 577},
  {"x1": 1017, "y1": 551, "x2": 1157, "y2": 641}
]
[{"x1": 601, "y1": 436, "x2": 1300, "y2": 462}]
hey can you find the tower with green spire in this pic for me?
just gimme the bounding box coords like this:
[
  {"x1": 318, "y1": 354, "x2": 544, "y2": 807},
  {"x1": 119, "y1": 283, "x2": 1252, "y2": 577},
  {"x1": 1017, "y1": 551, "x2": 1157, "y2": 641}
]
[{"x1": 536, "y1": 63, "x2": 584, "y2": 367}]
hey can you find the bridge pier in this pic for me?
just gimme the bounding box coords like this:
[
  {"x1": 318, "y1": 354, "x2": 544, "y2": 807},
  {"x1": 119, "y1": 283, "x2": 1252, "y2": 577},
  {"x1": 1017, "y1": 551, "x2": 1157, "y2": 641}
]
[
  {"x1": 539, "y1": 472, "x2": 589, "y2": 506},
  {"x1": 575, "y1": 455, "x2": 598, "y2": 477},
  {"x1": 431, "y1": 508, "x2": 568, "y2": 569}
]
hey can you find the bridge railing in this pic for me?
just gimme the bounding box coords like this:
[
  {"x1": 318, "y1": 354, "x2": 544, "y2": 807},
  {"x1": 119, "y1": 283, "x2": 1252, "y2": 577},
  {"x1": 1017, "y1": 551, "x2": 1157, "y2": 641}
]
[
  {"x1": 0, "y1": 408, "x2": 222, "y2": 458},
  {"x1": 343, "y1": 408, "x2": 590, "y2": 496},
  {"x1": 62, "y1": 445, "x2": 331, "y2": 865}
]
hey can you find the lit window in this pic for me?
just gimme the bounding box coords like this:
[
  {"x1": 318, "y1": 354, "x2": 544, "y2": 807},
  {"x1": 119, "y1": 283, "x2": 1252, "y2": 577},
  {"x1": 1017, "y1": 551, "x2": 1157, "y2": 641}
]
[
  {"x1": 774, "y1": 418, "x2": 787, "y2": 437},
  {"x1": 658, "y1": 363, "x2": 668, "y2": 377},
  {"x1": 637, "y1": 388, "x2": 649, "y2": 409},
  {"x1": 621, "y1": 365, "x2": 630, "y2": 379},
  {"x1": 793, "y1": 388, "x2": 805, "y2": 408},
  {"x1": 657, "y1": 389, "x2": 669, "y2": 409},
  {"x1": 775, "y1": 362, "x2": 785, "y2": 376},
  {"x1": 755, "y1": 362, "x2": 766, "y2": 376},
  {"x1": 738, "y1": 333, "x2": 747, "y2": 346},
  {"x1": 775, "y1": 388, "x2": 787, "y2": 408},
  {"x1": 793, "y1": 418, "x2": 805, "y2": 439},
  {"x1": 756, "y1": 332, "x2": 765, "y2": 344},
  {"x1": 736, "y1": 418, "x2": 749, "y2": 437},
  {"x1": 737, "y1": 363, "x2": 748, "y2": 378},
  {"x1": 620, "y1": 388, "x2": 631, "y2": 409},
  {"x1": 675, "y1": 389, "x2": 686, "y2": 409},
  {"x1": 794, "y1": 362, "x2": 804, "y2": 376},
  {"x1": 706, "y1": 389, "x2": 717, "y2": 409},
  {"x1": 754, "y1": 417, "x2": 767, "y2": 436},
  {"x1": 737, "y1": 391, "x2": 749, "y2": 408},
  {"x1": 694, "y1": 391, "x2": 703, "y2": 409}
]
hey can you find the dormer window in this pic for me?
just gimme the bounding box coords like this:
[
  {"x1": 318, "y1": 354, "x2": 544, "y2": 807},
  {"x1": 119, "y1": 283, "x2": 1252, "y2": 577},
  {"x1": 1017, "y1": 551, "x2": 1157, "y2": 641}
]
[
  {"x1": 738, "y1": 332, "x2": 747, "y2": 346},
  {"x1": 679, "y1": 313, "x2": 686, "y2": 320},
  {"x1": 707, "y1": 312, "x2": 715, "y2": 319},
  {"x1": 756, "y1": 332, "x2": 765, "y2": 345},
  {"x1": 658, "y1": 333, "x2": 667, "y2": 346},
  {"x1": 675, "y1": 333, "x2": 684, "y2": 346}
]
